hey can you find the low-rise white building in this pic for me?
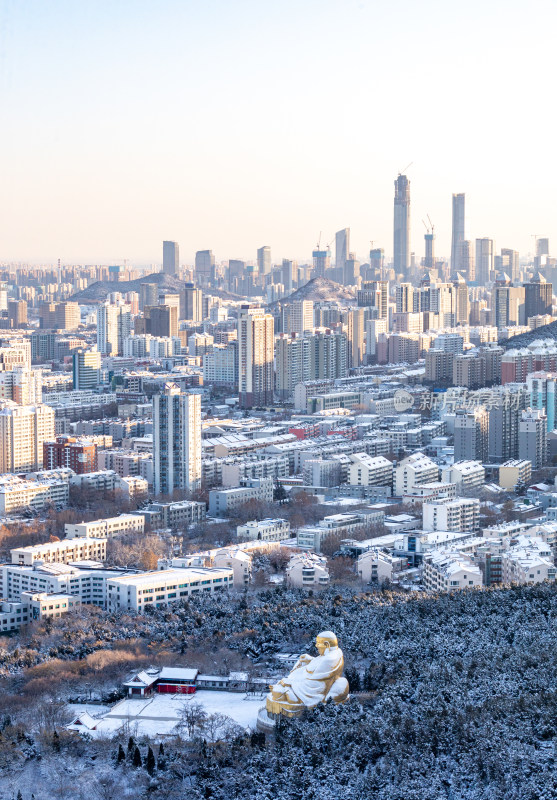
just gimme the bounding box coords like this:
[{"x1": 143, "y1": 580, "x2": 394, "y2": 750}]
[
  {"x1": 502, "y1": 536, "x2": 556, "y2": 585},
  {"x1": 65, "y1": 514, "x2": 145, "y2": 540},
  {"x1": 11, "y1": 536, "x2": 107, "y2": 566},
  {"x1": 0, "y1": 562, "x2": 128, "y2": 606},
  {"x1": 422, "y1": 498, "x2": 480, "y2": 533},
  {"x1": 0, "y1": 599, "x2": 29, "y2": 632},
  {"x1": 498, "y1": 459, "x2": 532, "y2": 490},
  {"x1": 357, "y1": 548, "x2": 408, "y2": 584},
  {"x1": 212, "y1": 548, "x2": 252, "y2": 587},
  {"x1": 0, "y1": 474, "x2": 69, "y2": 515},
  {"x1": 208, "y1": 478, "x2": 274, "y2": 517},
  {"x1": 441, "y1": 461, "x2": 485, "y2": 493},
  {"x1": 423, "y1": 551, "x2": 483, "y2": 592},
  {"x1": 348, "y1": 453, "x2": 394, "y2": 488},
  {"x1": 236, "y1": 518, "x2": 290, "y2": 543},
  {"x1": 395, "y1": 452, "x2": 439, "y2": 496},
  {"x1": 286, "y1": 553, "x2": 329, "y2": 589},
  {"x1": 106, "y1": 567, "x2": 234, "y2": 612}
]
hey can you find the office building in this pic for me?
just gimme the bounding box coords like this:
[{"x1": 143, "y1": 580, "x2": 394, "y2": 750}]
[
  {"x1": 393, "y1": 174, "x2": 411, "y2": 277},
  {"x1": 524, "y1": 274, "x2": 553, "y2": 321},
  {"x1": 139, "y1": 283, "x2": 159, "y2": 311},
  {"x1": 72, "y1": 349, "x2": 101, "y2": 390},
  {"x1": 257, "y1": 246, "x2": 271, "y2": 275},
  {"x1": 153, "y1": 384, "x2": 202, "y2": 495},
  {"x1": 369, "y1": 248, "x2": 385, "y2": 278},
  {"x1": 238, "y1": 305, "x2": 274, "y2": 408},
  {"x1": 163, "y1": 240, "x2": 179, "y2": 275},
  {"x1": 195, "y1": 250, "x2": 215, "y2": 285},
  {"x1": 146, "y1": 304, "x2": 178, "y2": 338},
  {"x1": 0, "y1": 402, "x2": 55, "y2": 472},
  {"x1": 424, "y1": 230, "x2": 435, "y2": 269},
  {"x1": 184, "y1": 283, "x2": 203, "y2": 322},
  {"x1": 475, "y1": 238, "x2": 494, "y2": 284},
  {"x1": 494, "y1": 284, "x2": 525, "y2": 328},
  {"x1": 335, "y1": 228, "x2": 350, "y2": 275},
  {"x1": 450, "y1": 193, "x2": 465, "y2": 274},
  {"x1": 460, "y1": 240, "x2": 475, "y2": 282},
  {"x1": 500, "y1": 248, "x2": 520, "y2": 283},
  {"x1": 312, "y1": 248, "x2": 331, "y2": 277}
]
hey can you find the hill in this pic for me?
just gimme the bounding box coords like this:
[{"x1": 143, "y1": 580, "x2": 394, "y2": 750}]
[
  {"x1": 500, "y1": 319, "x2": 557, "y2": 349},
  {"x1": 270, "y1": 276, "x2": 357, "y2": 307},
  {"x1": 70, "y1": 273, "x2": 243, "y2": 304}
]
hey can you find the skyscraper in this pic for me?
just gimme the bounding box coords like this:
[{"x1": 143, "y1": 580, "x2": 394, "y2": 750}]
[
  {"x1": 312, "y1": 248, "x2": 331, "y2": 278},
  {"x1": 153, "y1": 384, "x2": 201, "y2": 495},
  {"x1": 335, "y1": 229, "x2": 350, "y2": 276},
  {"x1": 500, "y1": 248, "x2": 520, "y2": 283},
  {"x1": 238, "y1": 305, "x2": 274, "y2": 408},
  {"x1": 195, "y1": 250, "x2": 215, "y2": 285},
  {"x1": 184, "y1": 283, "x2": 203, "y2": 322},
  {"x1": 97, "y1": 302, "x2": 131, "y2": 356},
  {"x1": 524, "y1": 273, "x2": 553, "y2": 321},
  {"x1": 475, "y1": 239, "x2": 494, "y2": 285},
  {"x1": 0, "y1": 401, "x2": 55, "y2": 472},
  {"x1": 257, "y1": 246, "x2": 271, "y2": 275},
  {"x1": 460, "y1": 240, "x2": 475, "y2": 282},
  {"x1": 369, "y1": 248, "x2": 385, "y2": 278},
  {"x1": 393, "y1": 174, "x2": 410, "y2": 277},
  {"x1": 424, "y1": 231, "x2": 435, "y2": 269},
  {"x1": 162, "y1": 241, "x2": 179, "y2": 275},
  {"x1": 450, "y1": 194, "x2": 465, "y2": 274}
]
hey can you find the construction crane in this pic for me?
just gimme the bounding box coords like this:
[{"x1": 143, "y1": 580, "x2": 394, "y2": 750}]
[
  {"x1": 316, "y1": 231, "x2": 322, "y2": 250},
  {"x1": 427, "y1": 214, "x2": 434, "y2": 234},
  {"x1": 398, "y1": 161, "x2": 413, "y2": 175}
]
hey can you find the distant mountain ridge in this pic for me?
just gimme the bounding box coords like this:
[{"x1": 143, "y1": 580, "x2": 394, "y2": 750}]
[{"x1": 70, "y1": 273, "x2": 243, "y2": 304}]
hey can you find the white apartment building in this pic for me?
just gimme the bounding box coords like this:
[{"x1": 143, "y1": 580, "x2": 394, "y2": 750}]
[
  {"x1": 0, "y1": 367, "x2": 43, "y2": 405},
  {"x1": 153, "y1": 384, "x2": 201, "y2": 495},
  {"x1": 236, "y1": 518, "x2": 290, "y2": 542},
  {"x1": 0, "y1": 563, "x2": 127, "y2": 606},
  {"x1": 0, "y1": 474, "x2": 69, "y2": 515},
  {"x1": 395, "y1": 452, "x2": 439, "y2": 496},
  {"x1": 422, "y1": 498, "x2": 480, "y2": 533},
  {"x1": 106, "y1": 567, "x2": 233, "y2": 612},
  {"x1": 65, "y1": 514, "x2": 145, "y2": 540},
  {"x1": 402, "y1": 482, "x2": 457, "y2": 504},
  {"x1": 117, "y1": 475, "x2": 149, "y2": 498},
  {"x1": 286, "y1": 553, "x2": 330, "y2": 589},
  {"x1": 208, "y1": 477, "x2": 274, "y2": 516},
  {"x1": 212, "y1": 549, "x2": 252, "y2": 587},
  {"x1": 348, "y1": 453, "x2": 394, "y2": 487},
  {"x1": 441, "y1": 461, "x2": 485, "y2": 493},
  {"x1": 423, "y1": 551, "x2": 483, "y2": 592},
  {"x1": 501, "y1": 537, "x2": 556, "y2": 585},
  {"x1": 11, "y1": 536, "x2": 107, "y2": 567},
  {"x1": 0, "y1": 401, "x2": 55, "y2": 472},
  {"x1": 69, "y1": 470, "x2": 119, "y2": 492},
  {"x1": 357, "y1": 549, "x2": 408, "y2": 584},
  {"x1": 498, "y1": 459, "x2": 532, "y2": 490}
]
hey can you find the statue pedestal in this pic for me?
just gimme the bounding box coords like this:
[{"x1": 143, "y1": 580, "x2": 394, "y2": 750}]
[{"x1": 256, "y1": 706, "x2": 276, "y2": 734}]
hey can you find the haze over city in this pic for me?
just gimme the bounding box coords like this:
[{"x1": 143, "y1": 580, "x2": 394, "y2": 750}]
[{"x1": 1, "y1": 0, "x2": 556, "y2": 263}]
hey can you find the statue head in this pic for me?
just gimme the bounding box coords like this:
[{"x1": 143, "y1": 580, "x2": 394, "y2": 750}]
[{"x1": 315, "y1": 631, "x2": 338, "y2": 655}]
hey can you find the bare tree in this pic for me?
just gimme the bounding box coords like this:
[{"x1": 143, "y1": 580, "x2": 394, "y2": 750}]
[{"x1": 177, "y1": 701, "x2": 207, "y2": 739}]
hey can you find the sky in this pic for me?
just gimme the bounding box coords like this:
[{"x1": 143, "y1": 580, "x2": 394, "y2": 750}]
[{"x1": 0, "y1": 0, "x2": 556, "y2": 266}]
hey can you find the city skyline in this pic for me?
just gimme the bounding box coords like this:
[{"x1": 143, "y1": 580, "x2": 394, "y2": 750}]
[{"x1": 1, "y1": 0, "x2": 556, "y2": 263}]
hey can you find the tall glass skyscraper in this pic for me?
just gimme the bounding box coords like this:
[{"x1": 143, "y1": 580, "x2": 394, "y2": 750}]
[
  {"x1": 393, "y1": 174, "x2": 410, "y2": 278},
  {"x1": 450, "y1": 194, "x2": 465, "y2": 274}
]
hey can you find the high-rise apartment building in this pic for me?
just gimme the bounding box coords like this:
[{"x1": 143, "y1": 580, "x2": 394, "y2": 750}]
[
  {"x1": 163, "y1": 241, "x2": 179, "y2": 275},
  {"x1": 238, "y1": 306, "x2": 274, "y2": 408},
  {"x1": 8, "y1": 301, "x2": 27, "y2": 328},
  {"x1": 0, "y1": 367, "x2": 42, "y2": 405},
  {"x1": 344, "y1": 309, "x2": 365, "y2": 368},
  {"x1": 153, "y1": 384, "x2": 201, "y2": 495},
  {"x1": 291, "y1": 301, "x2": 314, "y2": 335},
  {"x1": 475, "y1": 239, "x2": 494, "y2": 285},
  {"x1": 0, "y1": 402, "x2": 55, "y2": 472},
  {"x1": 454, "y1": 407, "x2": 489, "y2": 463},
  {"x1": 450, "y1": 193, "x2": 465, "y2": 274},
  {"x1": 184, "y1": 283, "x2": 203, "y2": 322},
  {"x1": 275, "y1": 335, "x2": 311, "y2": 400},
  {"x1": 393, "y1": 174, "x2": 411, "y2": 277},
  {"x1": 97, "y1": 303, "x2": 132, "y2": 356},
  {"x1": 257, "y1": 246, "x2": 271, "y2": 275},
  {"x1": 43, "y1": 435, "x2": 97, "y2": 474},
  {"x1": 494, "y1": 284, "x2": 525, "y2": 328},
  {"x1": 335, "y1": 229, "x2": 350, "y2": 274},
  {"x1": 73, "y1": 349, "x2": 101, "y2": 390},
  {"x1": 396, "y1": 283, "x2": 414, "y2": 313},
  {"x1": 519, "y1": 408, "x2": 547, "y2": 469}
]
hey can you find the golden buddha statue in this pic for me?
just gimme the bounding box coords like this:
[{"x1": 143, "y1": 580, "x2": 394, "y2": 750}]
[{"x1": 266, "y1": 631, "x2": 349, "y2": 719}]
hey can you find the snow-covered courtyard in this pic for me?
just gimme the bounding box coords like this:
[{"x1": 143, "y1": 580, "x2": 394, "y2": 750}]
[{"x1": 69, "y1": 690, "x2": 266, "y2": 739}]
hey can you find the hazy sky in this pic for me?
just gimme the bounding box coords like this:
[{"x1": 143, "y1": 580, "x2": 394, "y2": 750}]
[{"x1": 1, "y1": 0, "x2": 555, "y2": 266}]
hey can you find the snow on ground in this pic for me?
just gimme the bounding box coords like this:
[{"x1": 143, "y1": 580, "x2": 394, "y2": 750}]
[{"x1": 68, "y1": 691, "x2": 266, "y2": 739}]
